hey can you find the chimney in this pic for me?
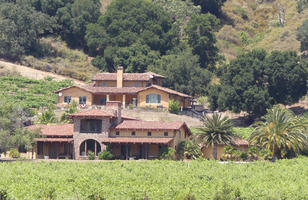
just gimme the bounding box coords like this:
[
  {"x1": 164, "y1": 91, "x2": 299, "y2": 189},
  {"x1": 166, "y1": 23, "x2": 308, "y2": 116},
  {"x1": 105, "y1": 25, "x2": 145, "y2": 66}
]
[
  {"x1": 106, "y1": 101, "x2": 122, "y2": 124},
  {"x1": 117, "y1": 66, "x2": 123, "y2": 88}
]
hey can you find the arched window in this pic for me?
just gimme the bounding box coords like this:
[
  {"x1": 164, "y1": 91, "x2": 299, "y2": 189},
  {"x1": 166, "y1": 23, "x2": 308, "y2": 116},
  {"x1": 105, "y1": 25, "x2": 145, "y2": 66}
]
[{"x1": 146, "y1": 94, "x2": 161, "y2": 104}]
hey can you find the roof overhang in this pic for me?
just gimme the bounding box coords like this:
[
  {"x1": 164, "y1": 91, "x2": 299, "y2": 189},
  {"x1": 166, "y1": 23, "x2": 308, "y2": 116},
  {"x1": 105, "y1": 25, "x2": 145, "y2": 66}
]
[{"x1": 102, "y1": 137, "x2": 173, "y2": 144}]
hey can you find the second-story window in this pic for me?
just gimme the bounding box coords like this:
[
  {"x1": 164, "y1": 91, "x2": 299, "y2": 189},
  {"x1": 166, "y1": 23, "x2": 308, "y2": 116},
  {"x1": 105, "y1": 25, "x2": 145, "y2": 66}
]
[
  {"x1": 64, "y1": 96, "x2": 71, "y2": 104},
  {"x1": 80, "y1": 119, "x2": 102, "y2": 133},
  {"x1": 116, "y1": 131, "x2": 120, "y2": 136},
  {"x1": 102, "y1": 82, "x2": 107, "y2": 87},
  {"x1": 164, "y1": 132, "x2": 168, "y2": 136},
  {"x1": 147, "y1": 132, "x2": 152, "y2": 136},
  {"x1": 146, "y1": 94, "x2": 161, "y2": 104},
  {"x1": 131, "y1": 131, "x2": 135, "y2": 136},
  {"x1": 135, "y1": 82, "x2": 139, "y2": 87},
  {"x1": 79, "y1": 96, "x2": 87, "y2": 104}
]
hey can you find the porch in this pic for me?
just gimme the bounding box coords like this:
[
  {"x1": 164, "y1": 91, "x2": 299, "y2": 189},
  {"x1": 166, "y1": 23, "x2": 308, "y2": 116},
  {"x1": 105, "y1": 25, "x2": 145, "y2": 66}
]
[
  {"x1": 36, "y1": 138, "x2": 73, "y2": 159},
  {"x1": 93, "y1": 94, "x2": 137, "y2": 108},
  {"x1": 102, "y1": 137, "x2": 173, "y2": 160}
]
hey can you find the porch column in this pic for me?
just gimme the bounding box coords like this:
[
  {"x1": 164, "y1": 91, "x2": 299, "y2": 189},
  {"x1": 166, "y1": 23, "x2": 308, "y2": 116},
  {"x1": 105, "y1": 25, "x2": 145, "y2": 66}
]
[
  {"x1": 122, "y1": 95, "x2": 126, "y2": 108},
  {"x1": 85, "y1": 141, "x2": 87, "y2": 156},
  {"x1": 126, "y1": 144, "x2": 128, "y2": 160},
  {"x1": 106, "y1": 94, "x2": 110, "y2": 102},
  {"x1": 95, "y1": 141, "x2": 97, "y2": 156},
  {"x1": 56, "y1": 143, "x2": 59, "y2": 159}
]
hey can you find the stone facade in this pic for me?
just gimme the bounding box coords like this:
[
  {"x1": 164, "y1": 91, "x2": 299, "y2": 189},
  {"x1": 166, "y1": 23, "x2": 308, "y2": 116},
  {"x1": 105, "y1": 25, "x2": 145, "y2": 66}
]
[{"x1": 73, "y1": 117, "x2": 110, "y2": 159}]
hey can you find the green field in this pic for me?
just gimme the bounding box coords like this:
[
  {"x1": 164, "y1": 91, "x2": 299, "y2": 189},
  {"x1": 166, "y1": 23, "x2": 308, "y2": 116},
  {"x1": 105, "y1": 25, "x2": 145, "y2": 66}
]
[
  {"x1": 0, "y1": 158, "x2": 307, "y2": 199},
  {"x1": 0, "y1": 76, "x2": 72, "y2": 109}
]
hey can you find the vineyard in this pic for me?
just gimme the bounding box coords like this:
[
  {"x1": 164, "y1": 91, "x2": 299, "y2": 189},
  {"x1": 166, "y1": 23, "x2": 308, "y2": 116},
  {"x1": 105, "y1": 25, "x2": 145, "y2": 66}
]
[
  {"x1": 0, "y1": 76, "x2": 72, "y2": 109},
  {"x1": 0, "y1": 158, "x2": 307, "y2": 199}
]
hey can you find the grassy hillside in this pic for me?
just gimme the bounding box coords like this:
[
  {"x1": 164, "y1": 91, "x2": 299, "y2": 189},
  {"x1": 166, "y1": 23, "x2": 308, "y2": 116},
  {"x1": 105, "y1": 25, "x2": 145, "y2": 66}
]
[
  {"x1": 20, "y1": 37, "x2": 99, "y2": 82},
  {"x1": 218, "y1": 0, "x2": 308, "y2": 61}
]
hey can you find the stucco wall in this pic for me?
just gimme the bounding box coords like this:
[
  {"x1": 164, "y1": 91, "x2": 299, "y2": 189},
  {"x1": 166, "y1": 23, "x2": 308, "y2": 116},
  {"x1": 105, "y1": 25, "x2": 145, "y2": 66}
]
[
  {"x1": 202, "y1": 145, "x2": 249, "y2": 160},
  {"x1": 137, "y1": 88, "x2": 169, "y2": 108},
  {"x1": 110, "y1": 130, "x2": 175, "y2": 137},
  {"x1": 58, "y1": 87, "x2": 93, "y2": 105}
]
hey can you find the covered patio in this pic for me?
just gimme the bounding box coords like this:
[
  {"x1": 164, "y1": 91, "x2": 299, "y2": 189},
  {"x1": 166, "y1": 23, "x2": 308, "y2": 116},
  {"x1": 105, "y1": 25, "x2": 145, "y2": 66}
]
[
  {"x1": 102, "y1": 137, "x2": 173, "y2": 160},
  {"x1": 35, "y1": 138, "x2": 73, "y2": 159},
  {"x1": 93, "y1": 94, "x2": 137, "y2": 108}
]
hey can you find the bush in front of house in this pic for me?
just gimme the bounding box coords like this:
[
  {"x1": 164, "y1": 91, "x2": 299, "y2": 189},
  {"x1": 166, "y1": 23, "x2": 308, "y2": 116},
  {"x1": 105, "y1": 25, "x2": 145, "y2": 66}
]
[
  {"x1": 168, "y1": 100, "x2": 180, "y2": 114},
  {"x1": 87, "y1": 152, "x2": 95, "y2": 160},
  {"x1": 159, "y1": 147, "x2": 176, "y2": 160},
  {"x1": 9, "y1": 149, "x2": 20, "y2": 159},
  {"x1": 98, "y1": 151, "x2": 113, "y2": 160}
]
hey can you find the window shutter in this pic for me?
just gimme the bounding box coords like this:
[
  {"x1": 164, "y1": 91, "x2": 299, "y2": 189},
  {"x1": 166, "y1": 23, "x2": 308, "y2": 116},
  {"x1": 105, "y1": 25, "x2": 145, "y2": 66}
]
[{"x1": 146, "y1": 95, "x2": 149, "y2": 103}]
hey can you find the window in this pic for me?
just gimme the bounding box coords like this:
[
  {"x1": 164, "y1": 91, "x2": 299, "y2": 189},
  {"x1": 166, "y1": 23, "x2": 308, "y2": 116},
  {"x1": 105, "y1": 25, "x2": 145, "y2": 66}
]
[
  {"x1": 80, "y1": 119, "x2": 102, "y2": 133},
  {"x1": 116, "y1": 131, "x2": 120, "y2": 136},
  {"x1": 102, "y1": 82, "x2": 107, "y2": 87},
  {"x1": 147, "y1": 132, "x2": 152, "y2": 136},
  {"x1": 64, "y1": 96, "x2": 71, "y2": 104},
  {"x1": 100, "y1": 98, "x2": 106, "y2": 105},
  {"x1": 135, "y1": 82, "x2": 139, "y2": 87},
  {"x1": 37, "y1": 142, "x2": 43, "y2": 155},
  {"x1": 164, "y1": 132, "x2": 168, "y2": 136},
  {"x1": 146, "y1": 94, "x2": 161, "y2": 104},
  {"x1": 79, "y1": 96, "x2": 87, "y2": 104},
  {"x1": 131, "y1": 131, "x2": 135, "y2": 136}
]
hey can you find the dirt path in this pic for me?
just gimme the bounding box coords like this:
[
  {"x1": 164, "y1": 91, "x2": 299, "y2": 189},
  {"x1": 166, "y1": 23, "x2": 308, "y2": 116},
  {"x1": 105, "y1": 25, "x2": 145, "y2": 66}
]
[{"x1": 0, "y1": 60, "x2": 85, "y2": 85}]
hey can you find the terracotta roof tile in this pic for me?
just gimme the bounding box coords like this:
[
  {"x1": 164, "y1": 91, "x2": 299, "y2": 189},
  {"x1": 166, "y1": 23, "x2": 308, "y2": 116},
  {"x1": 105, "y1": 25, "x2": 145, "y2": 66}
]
[
  {"x1": 140, "y1": 85, "x2": 192, "y2": 98},
  {"x1": 115, "y1": 120, "x2": 186, "y2": 130},
  {"x1": 27, "y1": 124, "x2": 73, "y2": 137},
  {"x1": 233, "y1": 137, "x2": 249, "y2": 146},
  {"x1": 69, "y1": 109, "x2": 114, "y2": 118},
  {"x1": 35, "y1": 138, "x2": 73, "y2": 142},
  {"x1": 55, "y1": 85, "x2": 144, "y2": 94},
  {"x1": 102, "y1": 137, "x2": 173, "y2": 144},
  {"x1": 92, "y1": 72, "x2": 165, "y2": 81}
]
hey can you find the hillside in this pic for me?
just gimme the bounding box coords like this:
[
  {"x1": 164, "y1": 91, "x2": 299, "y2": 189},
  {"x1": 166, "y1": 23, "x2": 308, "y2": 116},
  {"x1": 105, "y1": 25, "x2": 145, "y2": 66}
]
[{"x1": 218, "y1": 0, "x2": 308, "y2": 60}]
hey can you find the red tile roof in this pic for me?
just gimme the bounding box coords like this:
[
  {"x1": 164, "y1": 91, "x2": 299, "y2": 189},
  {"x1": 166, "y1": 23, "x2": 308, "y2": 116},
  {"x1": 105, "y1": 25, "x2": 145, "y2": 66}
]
[
  {"x1": 115, "y1": 120, "x2": 186, "y2": 130},
  {"x1": 55, "y1": 85, "x2": 143, "y2": 94},
  {"x1": 233, "y1": 137, "x2": 249, "y2": 146},
  {"x1": 102, "y1": 137, "x2": 173, "y2": 144},
  {"x1": 35, "y1": 138, "x2": 73, "y2": 142},
  {"x1": 27, "y1": 124, "x2": 73, "y2": 137},
  {"x1": 139, "y1": 85, "x2": 192, "y2": 98},
  {"x1": 92, "y1": 72, "x2": 165, "y2": 81},
  {"x1": 69, "y1": 109, "x2": 114, "y2": 118}
]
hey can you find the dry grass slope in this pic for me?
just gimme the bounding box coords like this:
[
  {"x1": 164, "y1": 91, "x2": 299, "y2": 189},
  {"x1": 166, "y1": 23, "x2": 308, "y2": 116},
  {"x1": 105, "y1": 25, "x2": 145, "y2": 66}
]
[{"x1": 218, "y1": 0, "x2": 308, "y2": 61}]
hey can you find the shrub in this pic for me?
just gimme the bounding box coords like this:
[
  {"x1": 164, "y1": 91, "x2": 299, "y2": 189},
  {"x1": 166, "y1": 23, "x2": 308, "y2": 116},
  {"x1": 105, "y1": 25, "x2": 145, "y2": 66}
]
[
  {"x1": 9, "y1": 148, "x2": 20, "y2": 158},
  {"x1": 98, "y1": 151, "x2": 113, "y2": 160},
  {"x1": 159, "y1": 147, "x2": 176, "y2": 160},
  {"x1": 0, "y1": 188, "x2": 7, "y2": 200},
  {"x1": 87, "y1": 152, "x2": 95, "y2": 160},
  {"x1": 240, "y1": 152, "x2": 248, "y2": 160},
  {"x1": 168, "y1": 100, "x2": 180, "y2": 114}
]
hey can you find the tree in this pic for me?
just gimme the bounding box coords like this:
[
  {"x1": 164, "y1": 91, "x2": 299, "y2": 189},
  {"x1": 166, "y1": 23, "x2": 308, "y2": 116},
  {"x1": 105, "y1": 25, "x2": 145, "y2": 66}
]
[
  {"x1": 196, "y1": 113, "x2": 234, "y2": 160},
  {"x1": 192, "y1": 0, "x2": 226, "y2": 17},
  {"x1": 183, "y1": 139, "x2": 202, "y2": 159},
  {"x1": 153, "y1": 0, "x2": 201, "y2": 38},
  {"x1": 60, "y1": 100, "x2": 78, "y2": 122},
  {"x1": 208, "y1": 49, "x2": 308, "y2": 119},
  {"x1": 38, "y1": 105, "x2": 57, "y2": 124},
  {"x1": 85, "y1": 0, "x2": 178, "y2": 72},
  {"x1": 148, "y1": 47, "x2": 212, "y2": 96},
  {"x1": 0, "y1": 2, "x2": 54, "y2": 60},
  {"x1": 185, "y1": 14, "x2": 221, "y2": 71},
  {"x1": 249, "y1": 106, "x2": 308, "y2": 160},
  {"x1": 297, "y1": 20, "x2": 308, "y2": 52},
  {"x1": 56, "y1": 0, "x2": 101, "y2": 48}
]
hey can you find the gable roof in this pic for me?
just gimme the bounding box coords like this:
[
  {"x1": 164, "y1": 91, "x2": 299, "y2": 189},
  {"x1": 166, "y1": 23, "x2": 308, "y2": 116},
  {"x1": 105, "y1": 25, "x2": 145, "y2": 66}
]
[
  {"x1": 92, "y1": 72, "x2": 165, "y2": 81},
  {"x1": 27, "y1": 124, "x2": 73, "y2": 137},
  {"x1": 139, "y1": 85, "x2": 192, "y2": 98}
]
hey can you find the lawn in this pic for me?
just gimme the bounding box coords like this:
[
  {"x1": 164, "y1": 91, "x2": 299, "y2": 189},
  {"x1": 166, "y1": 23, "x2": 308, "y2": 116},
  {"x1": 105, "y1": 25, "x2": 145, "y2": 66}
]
[{"x1": 0, "y1": 158, "x2": 307, "y2": 199}]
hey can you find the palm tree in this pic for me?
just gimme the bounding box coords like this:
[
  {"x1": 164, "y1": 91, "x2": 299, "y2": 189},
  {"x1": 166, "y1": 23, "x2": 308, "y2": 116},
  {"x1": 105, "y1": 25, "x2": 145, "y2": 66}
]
[
  {"x1": 196, "y1": 113, "x2": 234, "y2": 160},
  {"x1": 249, "y1": 106, "x2": 308, "y2": 160}
]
